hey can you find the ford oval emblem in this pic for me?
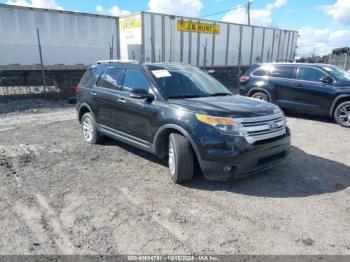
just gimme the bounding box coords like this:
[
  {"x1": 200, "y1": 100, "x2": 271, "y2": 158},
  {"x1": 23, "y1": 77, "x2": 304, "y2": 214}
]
[{"x1": 270, "y1": 122, "x2": 278, "y2": 130}]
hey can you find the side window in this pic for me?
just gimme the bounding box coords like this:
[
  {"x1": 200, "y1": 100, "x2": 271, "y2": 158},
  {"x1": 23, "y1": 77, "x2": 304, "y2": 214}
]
[
  {"x1": 122, "y1": 69, "x2": 150, "y2": 93},
  {"x1": 252, "y1": 67, "x2": 270, "y2": 77},
  {"x1": 297, "y1": 67, "x2": 327, "y2": 82},
  {"x1": 96, "y1": 67, "x2": 124, "y2": 89},
  {"x1": 270, "y1": 66, "x2": 295, "y2": 79},
  {"x1": 79, "y1": 68, "x2": 93, "y2": 87}
]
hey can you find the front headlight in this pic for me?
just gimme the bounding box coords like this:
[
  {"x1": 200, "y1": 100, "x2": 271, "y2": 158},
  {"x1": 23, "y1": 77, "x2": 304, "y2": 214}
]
[{"x1": 195, "y1": 114, "x2": 241, "y2": 135}]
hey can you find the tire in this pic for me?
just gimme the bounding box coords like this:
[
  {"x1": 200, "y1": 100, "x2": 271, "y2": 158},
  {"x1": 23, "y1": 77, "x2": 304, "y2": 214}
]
[
  {"x1": 251, "y1": 92, "x2": 269, "y2": 102},
  {"x1": 334, "y1": 101, "x2": 350, "y2": 128},
  {"x1": 81, "y1": 112, "x2": 105, "y2": 144},
  {"x1": 168, "y1": 133, "x2": 194, "y2": 183}
]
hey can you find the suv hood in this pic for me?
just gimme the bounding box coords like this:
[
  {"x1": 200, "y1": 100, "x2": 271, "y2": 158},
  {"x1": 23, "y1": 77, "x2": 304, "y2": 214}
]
[{"x1": 169, "y1": 95, "x2": 280, "y2": 118}]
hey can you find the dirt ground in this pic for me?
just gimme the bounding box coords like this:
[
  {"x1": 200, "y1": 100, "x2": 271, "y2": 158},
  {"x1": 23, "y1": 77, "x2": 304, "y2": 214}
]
[{"x1": 0, "y1": 99, "x2": 349, "y2": 255}]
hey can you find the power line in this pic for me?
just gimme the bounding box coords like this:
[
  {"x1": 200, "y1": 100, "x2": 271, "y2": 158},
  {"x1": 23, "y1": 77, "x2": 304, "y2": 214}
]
[{"x1": 200, "y1": 4, "x2": 246, "y2": 18}]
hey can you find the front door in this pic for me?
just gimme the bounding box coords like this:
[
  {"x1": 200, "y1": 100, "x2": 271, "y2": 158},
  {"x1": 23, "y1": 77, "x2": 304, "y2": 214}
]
[
  {"x1": 294, "y1": 66, "x2": 335, "y2": 115},
  {"x1": 116, "y1": 68, "x2": 158, "y2": 143}
]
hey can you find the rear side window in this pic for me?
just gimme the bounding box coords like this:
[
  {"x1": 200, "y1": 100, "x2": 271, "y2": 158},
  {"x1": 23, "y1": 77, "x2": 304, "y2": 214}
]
[
  {"x1": 252, "y1": 67, "x2": 270, "y2": 77},
  {"x1": 96, "y1": 67, "x2": 124, "y2": 90},
  {"x1": 79, "y1": 68, "x2": 94, "y2": 88},
  {"x1": 297, "y1": 67, "x2": 327, "y2": 82},
  {"x1": 122, "y1": 69, "x2": 150, "y2": 93},
  {"x1": 270, "y1": 66, "x2": 295, "y2": 79}
]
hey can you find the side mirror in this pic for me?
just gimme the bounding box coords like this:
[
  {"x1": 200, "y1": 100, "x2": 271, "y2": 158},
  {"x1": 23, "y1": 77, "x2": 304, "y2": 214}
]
[
  {"x1": 320, "y1": 76, "x2": 334, "y2": 84},
  {"x1": 129, "y1": 89, "x2": 155, "y2": 100}
]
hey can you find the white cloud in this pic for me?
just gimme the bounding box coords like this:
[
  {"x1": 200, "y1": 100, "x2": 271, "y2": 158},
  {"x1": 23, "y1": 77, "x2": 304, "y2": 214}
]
[
  {"x1": 222, "y1": 8, "x2": 271, "y2": 26},
  {"x1": 95, "y1": 4, "x2": 130, "y2": 16},
  {"x1": 319, "y1": 0, "x2": 350, "y2": 25},
  {"x1": 96, "y1": 5, "x2": 105, "y2": 13},
  {"x1": 6, "y1": 0, "x2": 63, "y2": 10},
  {"x1": 222, "y1": 0, "x2": 287, "y2": 26},
  {"x1": 148, "y1": 0, "x2": 203, "y2": 17},
  {"x1": 266, "y1": 0, "x2": 287, "y2": 10},
  {"x1": 297, "y1": 26, "x2": 350, "y2": 56}
]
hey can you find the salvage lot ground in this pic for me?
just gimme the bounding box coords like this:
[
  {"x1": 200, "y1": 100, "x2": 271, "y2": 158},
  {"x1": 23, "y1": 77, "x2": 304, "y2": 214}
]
[{"x1": 0, "y1": 99, "x2": 349, "y2": 255}]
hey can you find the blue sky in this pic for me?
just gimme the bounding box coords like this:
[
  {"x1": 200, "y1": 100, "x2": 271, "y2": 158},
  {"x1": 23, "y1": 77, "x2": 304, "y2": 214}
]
[{"x1": 2, "y1": 0, "x2": 350, "y2": 56}]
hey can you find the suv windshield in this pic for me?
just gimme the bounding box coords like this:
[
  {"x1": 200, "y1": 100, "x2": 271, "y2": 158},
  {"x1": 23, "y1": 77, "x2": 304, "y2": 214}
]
[
  {"x1": 148, "y1": 68, "x2": 232, "y2": 99},
  {"x1": 322, "y1": 65, "x2": 350, "y2": 81}
]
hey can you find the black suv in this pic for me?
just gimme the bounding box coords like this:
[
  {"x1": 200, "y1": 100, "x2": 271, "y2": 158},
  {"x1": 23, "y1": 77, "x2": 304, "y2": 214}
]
[
  {"x1": 76, "y1": 61, "x2": 290, "y2": 183},
  {"x1": 239, "y1": 63, "x2": 350, "y2": 127}
]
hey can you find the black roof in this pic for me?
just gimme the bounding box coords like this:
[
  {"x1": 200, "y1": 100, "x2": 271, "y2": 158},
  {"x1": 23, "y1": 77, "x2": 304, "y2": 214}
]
[{"x1": 258, "y1": 62, "x2": 334, "y2": 67}]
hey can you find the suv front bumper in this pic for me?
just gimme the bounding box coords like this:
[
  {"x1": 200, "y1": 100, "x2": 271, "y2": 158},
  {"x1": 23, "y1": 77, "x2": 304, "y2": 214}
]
[{"x1": 198, "y1": 127, "x2": 291, "y2": 181}]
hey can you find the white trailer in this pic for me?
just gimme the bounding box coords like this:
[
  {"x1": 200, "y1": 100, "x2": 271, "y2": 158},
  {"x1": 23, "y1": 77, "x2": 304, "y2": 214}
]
[
  {"x1": 0, "y1": 3, "x2": 118, "y2": 67},
  {"x1": 119, "y1": 12, "x2": 298, "y2": 67}
]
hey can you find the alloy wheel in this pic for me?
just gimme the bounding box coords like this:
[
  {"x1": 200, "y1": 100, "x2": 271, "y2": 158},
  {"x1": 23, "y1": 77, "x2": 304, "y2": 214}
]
[
  {"x1": 82, "y1": 117, "x2": 94, "y2": 142},
  {"x1": 168, "y1": 141, "x2": 176, "y2": 175},
  {"x1": 338, "y1": 104, "x2": 350, "y2": 125}
]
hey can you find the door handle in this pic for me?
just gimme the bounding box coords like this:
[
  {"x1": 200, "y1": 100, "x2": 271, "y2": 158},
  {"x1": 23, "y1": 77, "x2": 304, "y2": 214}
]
[
  {"x1": 91, "y1": 91, "x2": 97, "y2": 95},
  {"x1": 117, "y1": 97, "x2": 126, "y2": 103},
  {"x1": 296, "y1": 83, "x2": 303, "y2": 88}
]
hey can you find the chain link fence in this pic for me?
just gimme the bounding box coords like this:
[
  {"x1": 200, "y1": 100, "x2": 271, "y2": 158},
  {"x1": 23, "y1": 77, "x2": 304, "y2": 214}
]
[{"x1": 0, "y1": 69, "x2": 85, "y2": 100}]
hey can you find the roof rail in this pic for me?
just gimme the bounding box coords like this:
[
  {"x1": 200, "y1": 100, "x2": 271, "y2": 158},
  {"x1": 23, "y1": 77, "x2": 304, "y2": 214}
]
[{"x1": 96, "y1": 59, "x2": 139, "y2": 64}]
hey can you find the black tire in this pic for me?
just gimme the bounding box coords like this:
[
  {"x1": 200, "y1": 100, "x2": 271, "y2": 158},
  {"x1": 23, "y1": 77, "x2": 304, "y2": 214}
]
[
  {"x1": 334, "y1": 101, "x2": 350, "y2": 128},
  {"x1": 251, "y1": 92, "x2": 269, "y2": 102},
  {"x1": 168, "y1": 133, "x2": 194, "y2": 183},
  {"x1": 81, "y1": 112, "x2": 105, "y2": 144}
]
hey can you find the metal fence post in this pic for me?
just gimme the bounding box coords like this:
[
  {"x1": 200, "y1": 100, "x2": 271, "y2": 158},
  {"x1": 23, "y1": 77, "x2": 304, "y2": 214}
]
[
  {"x1": 36, "y1": 28, "x2": 47, "y2": 99},
  {"x1": 344, "y1": 53, "x2": 348, "y2": 70}
]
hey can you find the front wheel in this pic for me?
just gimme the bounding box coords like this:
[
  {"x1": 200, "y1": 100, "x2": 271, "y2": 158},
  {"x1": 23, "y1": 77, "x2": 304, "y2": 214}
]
[
  {"x1": 251, "y1": 92, "x2": 269, "y2": 102},
  {"x1": 334, "y1": 101, "x2": 350, "y2": 128},
  {"x1": 168, "y1": 133, "x2": 194, "y2": 183}
]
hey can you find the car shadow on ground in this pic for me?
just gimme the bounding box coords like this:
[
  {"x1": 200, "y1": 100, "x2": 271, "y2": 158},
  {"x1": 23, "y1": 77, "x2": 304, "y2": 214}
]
[
  {"x1": 284, "y1": 110, "x2": 334, "y2": 124},
  {"x1": 185, "y1": 146, "x2": 350, "y2": 198},
  {"x1": 103, "y1": 137, "x2": 350, "y2": 198},
  {"x1": 103, "y1": 137, "x2": 168, "y2": 167}
]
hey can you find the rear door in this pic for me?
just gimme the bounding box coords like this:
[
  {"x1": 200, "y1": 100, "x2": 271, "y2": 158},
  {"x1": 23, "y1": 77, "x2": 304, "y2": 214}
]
[
  {"x1": 268, "y1": 65, "x2": 298, "y2": 109},
  {"x1": 93, "y1": 66, "x2": 125, "y2": 130},
  {"x1": 294, "y1": 66, "x2": 335, "y2": 115}
]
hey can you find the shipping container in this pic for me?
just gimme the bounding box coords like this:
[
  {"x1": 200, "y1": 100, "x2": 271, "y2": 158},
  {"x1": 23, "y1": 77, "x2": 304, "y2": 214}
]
[
  {"x1": 0, "y1": 3, "x2": 119, "y2": 67},
  {"x1": 119, "y1": 12, "x2": 298, "y2": 67}
]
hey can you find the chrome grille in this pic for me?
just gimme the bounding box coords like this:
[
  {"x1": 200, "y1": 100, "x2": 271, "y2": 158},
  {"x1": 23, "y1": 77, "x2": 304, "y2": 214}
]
[{"x1": 237, "y1": 112, "x2": 286, "y2": 144}]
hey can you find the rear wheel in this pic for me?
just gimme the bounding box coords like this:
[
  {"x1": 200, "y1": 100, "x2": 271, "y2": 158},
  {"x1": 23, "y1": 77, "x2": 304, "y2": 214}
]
[
  {"x1": 168, "y1": 133, "x2": 194, "y2": 183},
  {"x1": 334, "y1": 101, "x2": 350, "y2": 128},
  {"x1": 81, "y1": 112, "x2": 105, "y2": 144},
  {"x1": 251, "y1": 92, "x2": 269, "y2": 102}
]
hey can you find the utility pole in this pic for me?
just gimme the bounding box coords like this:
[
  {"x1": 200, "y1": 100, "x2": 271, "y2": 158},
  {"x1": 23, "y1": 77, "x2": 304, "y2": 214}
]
[
  {"x1": 36, "y1": 28, "x2": 47, "y2": 99},
  {"x1": 247, "y1": 1, "x2": 253, "y2": 26}
]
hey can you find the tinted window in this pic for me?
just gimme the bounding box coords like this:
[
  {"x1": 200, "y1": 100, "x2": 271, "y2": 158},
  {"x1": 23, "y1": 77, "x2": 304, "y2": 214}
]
[
  {"x1": 270, "y1": 66, "x2": 295, "y2": 79},
  {"x1": 297, "y1": 67, "x2": 327, "y2": 82},
  {"x1": 123, "y1": 69, "x2": 150, "y2": 92},
  {"x1": 149, "y1": 68, "x2": 231, "y2": 99},
  {"x1": 252, "y1": 67, "x2": 269, "y2": 77},
  {"x1": 96, "y1": 67, "x2": 124, "y2": 89},
  {"x1": 322, "y1": 65, "x2": 350, "y2": 81},
  {"x1": 79, "y1": 68, "x2": 93, "y2": 86}
]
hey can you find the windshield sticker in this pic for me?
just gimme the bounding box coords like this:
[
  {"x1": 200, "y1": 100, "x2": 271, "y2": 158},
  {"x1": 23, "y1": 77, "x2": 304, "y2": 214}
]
[
  {"x1": 323, "y1": 67, "x2": 333, "y2": 72},
  {"x1": 152, "y1": 70, "x2": 172, "y2": 78}
]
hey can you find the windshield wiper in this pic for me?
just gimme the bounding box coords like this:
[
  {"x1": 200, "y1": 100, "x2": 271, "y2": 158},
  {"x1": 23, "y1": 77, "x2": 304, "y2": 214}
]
[
  {"x1": 209, "y1": 92, "x2": 232, "y2": 97},
  {"x1": 167, "y1": 94, "x2": 208, "y2": 99}
]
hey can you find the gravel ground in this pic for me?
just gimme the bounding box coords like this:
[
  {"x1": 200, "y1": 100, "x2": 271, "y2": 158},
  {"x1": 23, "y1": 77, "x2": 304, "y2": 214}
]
[{"x1": 0, "y1": 100, "x2": 349, "y2": 255}]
